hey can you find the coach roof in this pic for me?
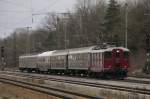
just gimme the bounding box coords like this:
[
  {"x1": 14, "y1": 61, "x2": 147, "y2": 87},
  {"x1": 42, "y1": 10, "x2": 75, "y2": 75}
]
[
  {"x1": 68, "y1": 46, "x2": 95, "y2": 54},
  {"x1": 19, "y1": 54, "x2": 38, "y2": 58},
  {"x1": 51, "y1": 49, "x2": 68, "y2": 56},
  {"x1": 38, "y1": 51, "x2": 55, "y2": 57}
]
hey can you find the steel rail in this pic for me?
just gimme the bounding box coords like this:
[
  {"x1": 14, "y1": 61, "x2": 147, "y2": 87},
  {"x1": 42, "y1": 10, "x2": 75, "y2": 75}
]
[
  {"x1": 1, "y1": 71, "x2": 150, "y2": 95},
  {"x1": 28, "y1": 75, "x2": 150, "y2": 95},
  {"x1": 0, "y1": 75, "x2": 101, "y2": 99},
  {"x1": 129, "y1": 75, "x2": 150, "y2": 79},
  {"x1": 2, "y1": 71, "x2": 150, "y2": 84}
]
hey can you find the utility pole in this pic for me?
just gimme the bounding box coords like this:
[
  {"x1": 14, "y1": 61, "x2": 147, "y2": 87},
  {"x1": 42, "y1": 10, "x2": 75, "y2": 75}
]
[
  {"x1": 64, "y1": 18, "x2": 70, "y2": 49},
  {"x1": 144, "y1": 0, "x2": 150, "y2": 53},
  {"x1": 61, "y1": 13, "x2": 70, "y2": 49},
  {"x1": 64, "y1": 20, "x2": 67, "y2": 49},
  {"x1": 30, "y1": 0, "x2": 33, "y2": 23},
  {"x1": 125, "y1": 2, "x2": 128, "y2": 48},
  {"x1": 13, "y1": 32, "x2": 17, "y2": 67},
  {"x1": 143, "y1": 0, "x2": 150, "y2": 73},
  {"x1": 79, "y1": 14, "x2": 83, "y2": 47},
  {"x1": 1, "y1": 46, "x2": 5, "y2": 71},
  {"x1": 26, "y1": 27, "x2": 32, "y2": 54}
]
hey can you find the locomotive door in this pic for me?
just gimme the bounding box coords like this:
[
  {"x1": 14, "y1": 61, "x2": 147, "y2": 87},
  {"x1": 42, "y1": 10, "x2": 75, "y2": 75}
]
[{"x1": 91, "y1": 52, "x2": 103, "y2": 72}]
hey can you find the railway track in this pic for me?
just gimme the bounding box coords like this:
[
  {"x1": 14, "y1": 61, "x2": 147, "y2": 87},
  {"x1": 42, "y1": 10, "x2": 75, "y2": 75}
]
[
  {"x1": 129, "y1": 75, "x2": 150, "y2": 79},
  {"x1": 0, "y1": 71, "x2": 150, "y2": 97},
  {"x1": 22, "y1": 75, "x2": 150, "y2": 95},
  {"x1": 125, "y1": 77, "x2": 150, "y2": 84},
  {"x1": 0, "y1": 72, "x2": 101, "y2": 99},
  {"x1": 3, "y1": 70, "x2": 150, "y2": 84}
]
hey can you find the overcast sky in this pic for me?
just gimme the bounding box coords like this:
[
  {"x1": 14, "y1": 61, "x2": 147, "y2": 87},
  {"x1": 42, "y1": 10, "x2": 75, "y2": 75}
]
[
  {"x1": 0, "y1": 0, "x2": 130, "y2": 38},
  {"x1": 0, "y1": 0, "x2": 77, "y2": 38}
]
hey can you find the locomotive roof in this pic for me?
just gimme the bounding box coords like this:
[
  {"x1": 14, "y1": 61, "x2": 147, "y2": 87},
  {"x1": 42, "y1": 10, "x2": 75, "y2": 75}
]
[
  {"x1": 107, "y1": 47, "x2": 129, "y2": 52},
  {"x1": 63, "y1": 46, "x2": 129, "y2": 54},
  {"x1": 91, "y1": 47, "x2": 129, "y2": 53}
]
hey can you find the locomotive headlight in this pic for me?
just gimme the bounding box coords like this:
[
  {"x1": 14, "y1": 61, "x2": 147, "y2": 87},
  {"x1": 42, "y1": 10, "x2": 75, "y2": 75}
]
[
  {"x1": 108, "y1": 65, "x2": 112, "y2": 68},
  {"x1": 124, "y1": 65, "x2": 127, "y2": 68},
  {"x1": 117, "y1": 50, "x2": 119, "y2": 53}
]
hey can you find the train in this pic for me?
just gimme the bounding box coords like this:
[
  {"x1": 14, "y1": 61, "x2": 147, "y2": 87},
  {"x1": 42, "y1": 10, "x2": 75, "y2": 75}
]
[{"x1": 19, "y1": 44, "x2": 130, "y2": 79}]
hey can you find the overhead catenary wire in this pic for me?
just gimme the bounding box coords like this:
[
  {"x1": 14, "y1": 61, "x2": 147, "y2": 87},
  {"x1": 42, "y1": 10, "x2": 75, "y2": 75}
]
[
  {"x1": 32, "y1": 0, "x2": 63, "y2": 16},
  {"x1": 0, "y1": 0, "x2": 70, "y2": 38},
  {"x1": 33, "y1": 0, "x2": 58, "y2": 14},
  {"x1": 0, "y1": 0, "x2": 63, "y2": 23},
  {"x1": 0, "y1": 15, "x2": 33, "y2": 29},
  {"x1": 0, "y1": 10, "x2": 31, "y2": 13},
  {"x1": 0, "y1": 0, "x2": 61, "y2": 14},
  {"x1": 0, "y1": 0, "x2": 30, "y2": 9}
]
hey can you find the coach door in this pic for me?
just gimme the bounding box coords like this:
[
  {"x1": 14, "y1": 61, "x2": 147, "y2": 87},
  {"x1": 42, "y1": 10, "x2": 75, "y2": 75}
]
[{"x1": 91, "y1": 52, "x2": 102, "y2": 72}]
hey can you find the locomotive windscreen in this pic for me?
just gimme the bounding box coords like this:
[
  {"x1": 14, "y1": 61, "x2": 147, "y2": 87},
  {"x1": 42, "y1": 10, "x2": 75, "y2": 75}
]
[{"x1": 116, "y1": 51, "x2": 120, "y2": 58}]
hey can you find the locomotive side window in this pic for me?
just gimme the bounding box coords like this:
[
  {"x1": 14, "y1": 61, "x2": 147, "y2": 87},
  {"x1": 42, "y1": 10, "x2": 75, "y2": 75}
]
[
  {"x1": 124, "y1": 52, "x2": 129, "y2": 58},
  {"x1": 104, "y1": 52, "x2": 112, "y2": 58}
]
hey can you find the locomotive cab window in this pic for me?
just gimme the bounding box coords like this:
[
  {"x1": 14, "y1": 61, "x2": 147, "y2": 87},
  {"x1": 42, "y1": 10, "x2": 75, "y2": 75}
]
[
  {"x1": 116, "y1": 51, "x2": 120, "y2": 58},
  {"x1": 104, "y1": 52, "x2": 112, "y2": 59},
  {"x1": 124, "y1": 52, "x2": 129, "y2": 59}
]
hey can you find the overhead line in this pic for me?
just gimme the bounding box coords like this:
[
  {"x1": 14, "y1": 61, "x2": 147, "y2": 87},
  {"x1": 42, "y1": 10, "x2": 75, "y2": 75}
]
[
  {"x1": 0, "y1": 15, "x2": 32, "y2": 27},
  {"x1": 37, "y1": 0, "x2": 58, "y2": 12},
  {"x1": 0, "y1": 0, "x2": 64, "y2": 32},
  {"x1": 33, "y1": 0, "x2": 62, "y2": 16},
  {"x1": 0, "y1": 10, "x2": 31, "y2": 13},
  {"x1": 0, "y1": 0, "x2": 61, "y2": 15},
  {"x1": 0, "y1": 0, "x2": 29, "y2": 9}
]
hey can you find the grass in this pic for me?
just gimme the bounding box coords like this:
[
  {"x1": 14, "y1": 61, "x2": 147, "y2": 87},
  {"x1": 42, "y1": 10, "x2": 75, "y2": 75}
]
[{"x1": 2, "y1": 96, "x2": 9, "y2": 99}]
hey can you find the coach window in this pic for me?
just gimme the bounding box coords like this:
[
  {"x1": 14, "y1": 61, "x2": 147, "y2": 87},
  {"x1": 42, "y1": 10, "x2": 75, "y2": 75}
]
[
  {"x1": 76, "y1": 55, "x2": 77, "y2": 60},
  {"x1": 73, "y1": 56, "x2": 74, "y2": 61},
  {"x1": 76, "y1": 55, "x2": 78, "y2": 60},
  {"x1": 61, "y1": 56, "x2": 63, "y2": 63},
  {"x1": 48, "y1": 57, "x2": 50, "y2": 62},
  {"x1": 104, "y1": 52, "x2": 112, "y2": 59},
  {"x1": 75, "y1": 55, "x2": 77, "y2": 61},
  {"x1": 82, "y1": 54, "x2": 84, "y2": 59},
  {"x1": 79, "y1": 54, "x2": 81, "y2": 61},
  {"x1": 74, "y1": 55, "x2": 76, "y2": 60},
  {"x1": 59, "y1": 56, "x2": 61, "y2": 63},
  {"x1": 79, "y1": 54, "x2": 81, "y2": 60},
  {"x1": 69, "y1": 55, "x2": 72, "y2": 60},
  {"x1": 75, "y1": 55, "x2": 77, "y2": 60}
]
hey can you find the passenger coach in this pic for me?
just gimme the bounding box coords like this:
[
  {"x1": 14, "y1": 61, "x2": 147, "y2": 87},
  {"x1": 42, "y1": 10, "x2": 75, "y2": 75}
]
[{"x1": 19, "y1": 54, "x2": 38, "y2": 72}]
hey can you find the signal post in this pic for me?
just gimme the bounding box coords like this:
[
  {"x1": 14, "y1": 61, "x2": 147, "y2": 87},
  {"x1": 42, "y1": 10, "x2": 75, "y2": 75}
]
[
  {"x1": 1, "y1": 46, "x2": 6, "y2": 71},
  {"x1": 144, "y1": 34, "x2": 150, "y2": 74}
]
